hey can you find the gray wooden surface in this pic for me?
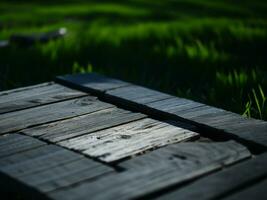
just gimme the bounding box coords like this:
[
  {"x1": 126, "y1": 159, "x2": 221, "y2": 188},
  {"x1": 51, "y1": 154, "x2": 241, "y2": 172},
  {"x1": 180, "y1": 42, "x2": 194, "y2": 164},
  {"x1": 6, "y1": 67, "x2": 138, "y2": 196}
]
[
  {"x1": 0, "y1": 73, "x2": 266, "y2": 200},
  {"x1": 0, "y1": 82, "x2": 86, "y2": 114},
  {"x1": 56, "y1": 73, "x2": 267, "y2": 148},
  {"x1": 59, "y1": 118, "x2": 199, "y2": 162},
  {"x1": 0, "y1": 96, "x2": 113, "y2": 134}
]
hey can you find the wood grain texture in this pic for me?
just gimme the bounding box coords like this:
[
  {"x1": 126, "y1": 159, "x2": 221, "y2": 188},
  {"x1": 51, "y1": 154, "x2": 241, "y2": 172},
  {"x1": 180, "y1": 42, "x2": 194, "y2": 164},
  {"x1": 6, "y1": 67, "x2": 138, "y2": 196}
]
[
  {"x1": 0, "y1": 147, "x2": 82, "y2": 178},
  {"x1": 0, "y1": 82, "x2": 86, "y2": 114},
  {"x1": 0, "y1": 96, "x2": 114, "y2": 134},
  {"x1": 157, "y1": 152, "x2": 267, "y2": 200},
  {"x1": 23, "y1": 107, "x2": 146, "y2": 142},
  {"x1": 59, "y1": 118, "x2": 199, "y2": 162},
  {"x1": 56, "y1": 73, "x2": 130, "y2": 94},
  {"x1": 0, "y1": 134, "x2": 45, "y2": 158},
  {"x1": 0, "y1": 143, "x2": 114, "y2": 195},
  {"x1": 0, "y1": 145, "x2": 63, "y2": 167},
  {"x1": 49, "y1": 141, "x2": 250, "y2": 200},
  {"x1": 21, "y1": 158, "x2": 114, "y2": 193}
]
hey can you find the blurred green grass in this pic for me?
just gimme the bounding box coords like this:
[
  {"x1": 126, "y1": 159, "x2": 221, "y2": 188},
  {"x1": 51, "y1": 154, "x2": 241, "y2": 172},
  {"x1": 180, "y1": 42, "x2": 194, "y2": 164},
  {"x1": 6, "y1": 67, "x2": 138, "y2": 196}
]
[{"x1": 0, "y1": 0, "x2": 267, "y2": 119}]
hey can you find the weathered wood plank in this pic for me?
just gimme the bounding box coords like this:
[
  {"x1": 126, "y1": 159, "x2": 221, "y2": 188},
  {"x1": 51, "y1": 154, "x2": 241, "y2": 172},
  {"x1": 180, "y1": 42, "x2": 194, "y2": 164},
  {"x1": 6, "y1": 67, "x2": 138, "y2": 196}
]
[
  {"x1": 134, "y1": 97, "x2": 267, "y2": 147},
  {"x1": 194, "y1": 113, "x2": 267, "y2": 147},
  {"x1": 23, "y1": 107, "x2": 146, "y2": 142},
  {"x1": 0, "y1": 145, "x2": 62, "y2": 167},
  {"x1": 20, "y1": 158, "x2": 114, "y2": 193},
  {"x1": 59, "y1": 118, "x2": 199, "y2": 162},
  {"x1": 0, "y1": 142, "x2": 114, "y2": 195},
  {"x1": 0, "y1": 82, "x2": 86, "y2": 114},
  {"x1": 0, "y1": 134, "x2": 45, "y2": 158},
  {"x1": 56, "y1": 73, "x2": 130, "y2": 94},
  {"x1": 177, "y1": 105, "x2": 225, "y2": 119},
  {"x1": 0, "y1": 82, "x2": 50, "y2": 96},
  {"x1": 49, "y1": 141, "x2": 250, "y2": 200},
  {"x1": 147, "y1": 97, "x2": 205, "y2": 113},
  {"x1": 223, "y1": 178, "x2": 267, "y2": 200},
  {"x1": 119, "y1": 141, "x2": 250, "y2": 170},
  {"x1": 56, "y1": 73, "x2": 267, "y2": 147},
  {"x1": 191, "y1": 111, "x2": 242, "y2": 126},
  {"x1": 227, "y1": 122, "x2": 267, "y2": 144},
  {"x1": 106, "y1": 85, "x2": 172, "y2": 104},
  {"x1": 0, "y1": 147, "x2": 82, "y2": 178},
  {"x1": 0, "y1": 96, "x2": 113, "y2": 134},
  {"x1": 157, "y1": 152, "x2": 267, "y2": 200}
]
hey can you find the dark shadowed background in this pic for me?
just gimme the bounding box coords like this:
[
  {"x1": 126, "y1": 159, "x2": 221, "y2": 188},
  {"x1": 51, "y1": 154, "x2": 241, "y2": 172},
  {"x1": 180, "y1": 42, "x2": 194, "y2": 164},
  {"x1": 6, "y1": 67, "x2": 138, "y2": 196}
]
[{"x1": 0, "y1": 0, "x2": 266, "y2": 119}]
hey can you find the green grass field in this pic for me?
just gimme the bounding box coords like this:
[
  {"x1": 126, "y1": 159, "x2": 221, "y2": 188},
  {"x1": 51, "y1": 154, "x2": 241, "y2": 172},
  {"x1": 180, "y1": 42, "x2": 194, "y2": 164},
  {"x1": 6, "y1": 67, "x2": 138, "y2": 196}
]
[{"x1": 0, "y1": 0, "x2": 267, "y2": 120}]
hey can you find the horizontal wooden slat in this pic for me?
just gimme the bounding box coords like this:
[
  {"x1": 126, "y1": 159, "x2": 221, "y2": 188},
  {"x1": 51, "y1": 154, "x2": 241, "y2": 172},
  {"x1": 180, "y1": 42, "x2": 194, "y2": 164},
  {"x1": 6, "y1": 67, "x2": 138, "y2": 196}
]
[
  {"x1": 23, "y1": 107, "x2": 146, "y2": 142},
  {"x1": 0, "y1": 82, "x2": 86, "y2": 114},
  {"x1": 0, "y1": 96, "x2": 114, "y2": 134},
  {"x1": 59, "y1": 118, "x2": 199, "y2": 162},
  {"x1": 157, "y1": 152, "x2": 267, "y2": 200},
  {"x1": 49, "y1": 141, "x2": 250, "y2": 200}
]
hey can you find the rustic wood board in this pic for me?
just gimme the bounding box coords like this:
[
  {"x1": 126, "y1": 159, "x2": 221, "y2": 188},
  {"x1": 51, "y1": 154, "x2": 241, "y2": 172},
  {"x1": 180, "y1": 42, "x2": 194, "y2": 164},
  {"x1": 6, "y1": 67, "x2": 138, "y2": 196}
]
[
  {"x1": 23, "y1": 107, "x2": 146, "y2": 142},
  {"x1": 59, "y1": 118, "x2": 199, "y2": 162},
  {"x1": 106, "y1": 85, "x2": 172, "y2": 104},
  {"x1": 49, "y1": 141, "x2": 250, "y2": 200},
  {"x1": 0, "y1": 148, "x2": 82, "y2": 178},
  {"x1": 0, "y1": 82, "x2": 86, "y2": 114},
  {"x1": 0, "y1": 145, "x2": 63, "y2": 167},
  {"x1": 0, "y1": 96, "x2": 114, "y2": 134},
  {"x1": 0, "y1": 134, "x2": 45, "y2": 158},
  {"x1": 56, "y1": 73, "x2": 267, "y2": 147},
  {"x1": 0, "y1": 139, "x2": 114, "y2": 195},
  {"x1": 157, "y1": 152, "x2": 267, "y2": 200},
  {"x1": 147, "y1": 97, "x2": 205, "y2": 113},
  {"x1": 0, "y1": 82, "x2": 50, "y2": 96},
  {"x1": 20, "y1": 158, "x2": 114, "y2": 193},
  {"x1": 56, "y1": 73, "x2": 130, "y2": 94},
  {"x1": 119, "y1": 141, "x2": 250, "y2": 170}
]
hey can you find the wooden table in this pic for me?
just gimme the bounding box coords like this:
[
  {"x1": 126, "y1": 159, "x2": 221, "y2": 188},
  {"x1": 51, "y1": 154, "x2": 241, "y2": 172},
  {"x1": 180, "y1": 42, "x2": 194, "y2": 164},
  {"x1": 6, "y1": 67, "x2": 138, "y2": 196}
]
[{"x1": 0, "y1": 73, "x2": 266, "y2": 200}]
